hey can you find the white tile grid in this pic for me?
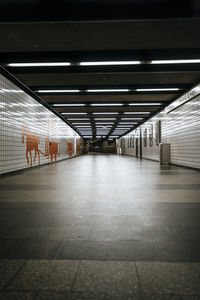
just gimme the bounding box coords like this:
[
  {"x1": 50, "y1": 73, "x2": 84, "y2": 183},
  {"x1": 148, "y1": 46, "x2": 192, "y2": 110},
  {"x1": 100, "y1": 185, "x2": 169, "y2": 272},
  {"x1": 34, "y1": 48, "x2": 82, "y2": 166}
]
[
  {"x1": 118, "y1": 96, "x2": 200, "y2": 169},
  {"x1": 121, "y1": 128, "x2": 140, "y2": 157},
  {"x1": 0, "y1": 74, "x2": 82, "y2": 174}
]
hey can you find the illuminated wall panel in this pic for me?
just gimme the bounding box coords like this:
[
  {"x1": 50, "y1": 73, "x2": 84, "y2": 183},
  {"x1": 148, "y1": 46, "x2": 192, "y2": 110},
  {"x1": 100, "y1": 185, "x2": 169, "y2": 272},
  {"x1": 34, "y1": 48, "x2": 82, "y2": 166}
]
[
  {"x1": 0, "y1": 73, "x2": 83, "y2": 174},
  {"x1": 118, "y1": 94, "x2": 200, "y2": 169}
]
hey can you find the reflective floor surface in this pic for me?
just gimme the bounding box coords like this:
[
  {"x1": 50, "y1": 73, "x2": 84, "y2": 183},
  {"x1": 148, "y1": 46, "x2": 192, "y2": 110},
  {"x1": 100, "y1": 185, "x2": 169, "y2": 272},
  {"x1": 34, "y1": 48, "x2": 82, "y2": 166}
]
[{"x1": 0, "y1": 154, "x2": 200, "y2": 299}]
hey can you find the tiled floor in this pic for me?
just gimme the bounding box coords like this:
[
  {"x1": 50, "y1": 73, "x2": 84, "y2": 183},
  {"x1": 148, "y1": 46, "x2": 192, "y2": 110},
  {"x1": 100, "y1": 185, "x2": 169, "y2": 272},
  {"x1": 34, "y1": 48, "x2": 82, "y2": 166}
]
[{"x1": 0, "y1": 154, "x2": 200, "y2": 299}]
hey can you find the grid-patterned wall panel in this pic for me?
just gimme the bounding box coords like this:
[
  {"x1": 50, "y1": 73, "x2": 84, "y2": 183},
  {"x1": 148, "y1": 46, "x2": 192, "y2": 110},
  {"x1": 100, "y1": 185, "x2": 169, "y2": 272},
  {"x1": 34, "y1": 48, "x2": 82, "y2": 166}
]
[
  {"x1": 0, "y1": 74, "x2": 83, "y2": 174},
  {"x1": 118, "y1": 96, "x2": 200, "y2": 169},
  {"x1": 167, "y1": 97, "x2": 200, "y2": 168}
]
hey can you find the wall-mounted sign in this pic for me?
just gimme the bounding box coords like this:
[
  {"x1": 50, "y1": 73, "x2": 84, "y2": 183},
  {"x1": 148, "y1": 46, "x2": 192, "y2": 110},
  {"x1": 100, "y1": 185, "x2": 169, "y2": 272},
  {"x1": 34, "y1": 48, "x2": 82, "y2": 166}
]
[
  {"x1": 155, "y1": 120, "x2": 161, "y2": 145},
  {"x1": 149, "y1": 125, "x2": 153, "y2": 146}
]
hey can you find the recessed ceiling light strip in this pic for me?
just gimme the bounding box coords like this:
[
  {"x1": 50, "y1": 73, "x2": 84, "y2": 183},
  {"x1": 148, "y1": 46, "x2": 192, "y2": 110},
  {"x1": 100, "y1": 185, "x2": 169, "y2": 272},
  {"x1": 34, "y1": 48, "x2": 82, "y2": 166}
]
[
  {"x1": 91, "y1": 103, "x2": 123, "y2": 106},
  {"x1": 151, "y1": 59, "x2": 200, "y2": 64},
  {"x1": 8, "y1": 59, "x2": 200, "y2": 68},
  {"x1": 61, "y1": 112, "x2": 87, "y2": 115},
  {"x1": 87, "y1": 89, "x2": 130, "y2": 92},
  {"x1": 92, "y1": 112, "x2": 118, "y2": 115},
  {"x1": 124, "y1": 112, "x2": 150, "y2": 114},
  {"x1": 8, "y1": 62, "x2": 71, "y2": 67},
  {"x1": 136, "y1": 88, "x2": 179, "y2": 92},
  {"x1": 129, "y1": 103, "x2": 162, "y2": 106},
  {"x1": 52, "y1": 104, "x2": 85, "y2": 107},
  {"x1": 37, "y1": 89, "x2": 80, "y2": 93},
  {"x1": 80, "y1": 61, "x2": 141, "y2": 66}
]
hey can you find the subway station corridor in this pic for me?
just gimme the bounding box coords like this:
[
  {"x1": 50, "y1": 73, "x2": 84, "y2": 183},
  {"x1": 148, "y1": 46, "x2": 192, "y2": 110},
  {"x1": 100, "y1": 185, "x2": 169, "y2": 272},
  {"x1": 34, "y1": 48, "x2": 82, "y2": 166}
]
[
  {"x1": 1, "y1": 1, "x2": 200, "y2": 298},
  {"x1": 0, "y1": 154, "x2": 200, "y2": 299}
]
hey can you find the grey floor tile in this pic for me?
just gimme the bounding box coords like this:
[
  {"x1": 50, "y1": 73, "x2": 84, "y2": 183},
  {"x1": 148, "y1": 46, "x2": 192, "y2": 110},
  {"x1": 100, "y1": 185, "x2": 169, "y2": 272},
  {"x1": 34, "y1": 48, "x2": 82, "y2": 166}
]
[
  {"x1": 110, "y1": 216, "x2": 145, "y2": 227},
  {"x1": 7, "y1": 260, "x2": 79, "y2": 291},
  {"x1": 128, "y1": 226, "x2": 172, "y2": 241},
  {"x1": 136, "y1": 262, "x2": 200, "y2": 295},
  {"x1": 142, "y1": 294, "x2": 180, "y2": 300},
  {"x1": 35, "y1": 291, "x2": 105, "y2": 299},
  {"x1": 110, "y1": 224, "x2": 130, "y2": 241},
  {"x1": 0, "y1": 292, "x2": 33, "y2": 300},
  {"x1": 181, "y1": 296, "x2": 200, "y2": 300},
  {"x1": 108, "y1": 241, "x2": 158, "y2": 261},
  {"x1": 73, "y1": 260, "x2": 139, "y2": 297},
  {"x1": 0, "y1": 238, "x2": 63, "y2": 259},
  {"x1": 0, "y1": 226, "x2": 13, "y2": 239},
  {"x1": 88, "y1": 227, "x2": 111, "y2": 241},
  {"x1": 0, "y1": 260, "x2": 25, "y2": 290},
  {"x1": 168, "y1": 227, "x2": 200, "y2": 242},
  {"x1": 192, "y1": 263, "x2": 200, "y2": 275},
  {"x1": 48, "y1": 225, "x2": 90, "y2": 240},
  {"x1": 154, "y1": 241, "x2": 200, "y2": 262},
  {"x1": 104, "y1": 294, "x2": 141, "y2": 300},
  {"x1": 8, "y1": 227, "x2": 53, "y2": 239},
  {"x1": 57, "y1": 240, "x2": 108, "y2": 260},
  {"x1": 0, "y1": 240, "x2": 16, "y2": 259}
]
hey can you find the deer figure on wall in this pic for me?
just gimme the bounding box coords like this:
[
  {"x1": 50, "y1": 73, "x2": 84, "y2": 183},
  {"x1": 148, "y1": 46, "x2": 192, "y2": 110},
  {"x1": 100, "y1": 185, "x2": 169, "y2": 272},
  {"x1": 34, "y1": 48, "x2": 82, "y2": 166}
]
[
  {"x1": 67, "y1": 142, "x2": 74, "y2": 157},
  {"x1": 21, "y1": 124, "x2": 48, "y2": 166},
  {"x1": 45, "y1": 137, "x2": 60, "y2": 161}
]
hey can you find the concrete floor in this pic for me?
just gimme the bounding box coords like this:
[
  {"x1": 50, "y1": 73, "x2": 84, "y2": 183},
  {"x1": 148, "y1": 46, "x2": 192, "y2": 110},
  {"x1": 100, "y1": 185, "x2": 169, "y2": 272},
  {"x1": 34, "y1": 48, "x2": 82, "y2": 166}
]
[{"x1": 0, "y1": 153, "x2": 200, "y2": 299}]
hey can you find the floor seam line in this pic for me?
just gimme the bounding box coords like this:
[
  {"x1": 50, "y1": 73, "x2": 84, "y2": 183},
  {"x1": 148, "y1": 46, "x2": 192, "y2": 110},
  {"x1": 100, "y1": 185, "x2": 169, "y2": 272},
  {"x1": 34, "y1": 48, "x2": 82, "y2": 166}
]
[
  {"x1": 70, "y1": 260, "x2": 82, "y2": 293},
  {"x1": 134, "y1": 261, "x2": 143, "y2": 299},
  {"x1": 2, "y1": 260, "x2": 27, "y2": 291}
]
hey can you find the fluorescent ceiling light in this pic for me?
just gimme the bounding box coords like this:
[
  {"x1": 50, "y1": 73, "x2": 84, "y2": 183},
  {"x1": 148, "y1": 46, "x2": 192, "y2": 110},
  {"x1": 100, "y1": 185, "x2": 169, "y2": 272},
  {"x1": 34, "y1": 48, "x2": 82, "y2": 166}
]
[
  {"x1": 87, "y1": 89, "x2": 130, "y2": 93},
  {"x1": 96, "y1": 126, "x2": 112, "y2": 127},
  {"x1": 80, "y1": 61, "x2": 140, "y2": 66},
  {"x1": 110, "y1": 136, "x2": 119, "y2": 138},
  {"x1": 119, "y1": 122, "x2": 138, "y2": 124},
  {"x1": 117, "y1": 125, "x2": 133, "y2": 126},
  {"x1": 95, "y1": 118, "x2": 116, "y2": 120},
  {"x1": 96, "y1": 136, "x2": 102, "y2": 138},
  {"x1": 68, "y1": 118, "x2": 90, "y2": 120},
  {"x1": 124, "y1": 112, "x2": 150, "y2": 114},
  {"x1": 95, "y1": 122, "x2": 114, "y2": 125},
  {"x1": 75, "y1": 126, "x2": 91, "y2": 128},
  {"x1": 72, "y1": 122, "x2": 91, "y2": 124},
  {"x1": 91, "y1": 103, "x2": 123, "y2": 106},
  {"x1": 151, "y1": 59, "x2": 200, "y2": 64},
  {"x1": 115, "y1": 127, "x2": 131, "y2": 129},
  {"x1": 113, "y1": 128, "x2": 128, "y2": 130},
  {"x1": 8, "y1": 62, "x2": 71, "y2": 67},
  {"x1": 129, "y1": 103, "x2": 162, "y2": 106},
  {"x1": 37, "y1": 89, "x2": 80, "y2": 93},
  {"x1": 92, "y1": 112, "x2": 118, "y2": 115},
  {"x1": 83, "y1": 136, "x2": 92, "y2": 138},
  {"x1": 52, "y1": 104, "x2": 85, "y2": 107},
  {"x1": 136, "y1": 88, "x2": 179, "y2": 92},
  {"x1": 61, "y1": 112, "x2": 87, "y2": 115},
  {"x1": 96, "y1": 128, "x2": 110, "y2": 130},
  {"x1": 121, "y1": 118, "x2": 143, "y2": 120}
]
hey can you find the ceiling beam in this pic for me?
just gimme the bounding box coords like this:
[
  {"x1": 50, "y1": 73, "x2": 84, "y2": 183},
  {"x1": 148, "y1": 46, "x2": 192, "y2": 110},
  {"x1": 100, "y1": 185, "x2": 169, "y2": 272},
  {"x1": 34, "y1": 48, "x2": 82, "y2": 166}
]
[{"x1": 1, "y1": 19, "x2": 200, "y2": 53}]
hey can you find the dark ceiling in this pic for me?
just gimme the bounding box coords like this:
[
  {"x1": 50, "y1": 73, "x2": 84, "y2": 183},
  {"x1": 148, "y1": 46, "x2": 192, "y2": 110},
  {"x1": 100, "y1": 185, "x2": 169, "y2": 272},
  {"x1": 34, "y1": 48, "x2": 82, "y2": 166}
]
[
  {"x1": 0, "y1": 0, "x2": 200, "y2": 21},
  {"x1": 0, "y1": 1, "x2": 200, "y2": 141}
]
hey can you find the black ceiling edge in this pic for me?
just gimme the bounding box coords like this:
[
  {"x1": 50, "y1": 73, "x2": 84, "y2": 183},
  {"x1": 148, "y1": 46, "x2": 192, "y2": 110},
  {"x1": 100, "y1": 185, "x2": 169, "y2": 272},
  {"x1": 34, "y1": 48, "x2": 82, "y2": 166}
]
[{"x1": 0, "y1": 64, "x2": 82, "y2": 138}]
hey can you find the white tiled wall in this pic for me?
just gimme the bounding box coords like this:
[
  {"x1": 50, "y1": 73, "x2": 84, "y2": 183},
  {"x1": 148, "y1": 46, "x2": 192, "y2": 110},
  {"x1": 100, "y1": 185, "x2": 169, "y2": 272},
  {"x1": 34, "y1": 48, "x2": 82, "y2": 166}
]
[
  {"x1": 118, "y1": 91, "x2": 200, "y2": 169},
  {"x1": 0, "y1": 73, "x2": 83, "y2": 174}
]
